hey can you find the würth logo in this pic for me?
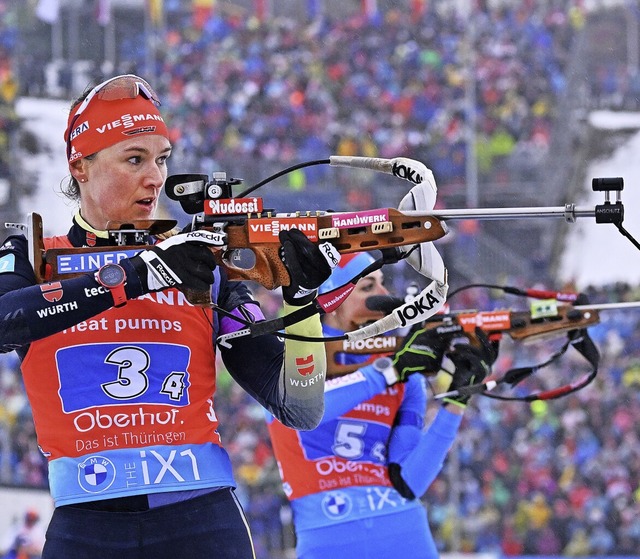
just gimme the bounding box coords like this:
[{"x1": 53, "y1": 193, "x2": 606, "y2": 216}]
[
  {"x1": 296, "y1": 355, "x2": 315, "y2": 376},
  {"x1": 41, "y1": 282, "x2": 63, "y2": 303}
]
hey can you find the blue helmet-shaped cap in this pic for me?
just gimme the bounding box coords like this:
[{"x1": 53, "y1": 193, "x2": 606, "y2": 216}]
[{"x1": 319, "y1": 252, "x2": 376, "y2": 294}]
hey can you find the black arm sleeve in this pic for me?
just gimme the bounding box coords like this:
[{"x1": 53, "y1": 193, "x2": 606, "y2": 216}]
[
  {"x1": 217, "y1": 273, "x2": 325, "y2": 430},
  {"x1": 215, "y1": 274, "x2": 288, "y2": 413},
  {"x1": 220, "y1": 332, "x2": 286, "y2": 410}
]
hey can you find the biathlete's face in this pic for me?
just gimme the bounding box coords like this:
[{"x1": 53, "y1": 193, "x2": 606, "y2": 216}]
[
  {"x1": 334, "y1": 269, "x2": 389, "y2": 331},
  {"x1": 72, "y1": 135, "x2": 172, "y2": 231}
]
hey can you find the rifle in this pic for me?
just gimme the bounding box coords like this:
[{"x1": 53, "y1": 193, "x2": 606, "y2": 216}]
[
  {"x1": 326, "y1": 282, "x2": 640, "y2": 401},
  {"x1": 324, "y1": 291, "x2": 601, "y2": 376},
  {"x1": 7, "y1": 158, "x2": 637, "y2": 338}
]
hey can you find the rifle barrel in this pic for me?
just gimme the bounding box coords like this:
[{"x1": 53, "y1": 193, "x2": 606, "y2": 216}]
[
  {"x1": 574, "y1": 301, "x2": 640, "y2": 311},
  {"x1": 405, "y1": 204, "x2": 595, "y2": 222}
]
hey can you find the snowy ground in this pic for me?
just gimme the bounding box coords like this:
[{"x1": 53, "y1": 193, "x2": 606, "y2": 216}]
[{"x1": 14, "y1": 98, "x2": 640, "y2": 289}]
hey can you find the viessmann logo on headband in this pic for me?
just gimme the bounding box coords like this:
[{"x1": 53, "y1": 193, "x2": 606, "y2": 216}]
[
  {"x1": 95, "y1": 112, "x2": 165, "y2": 134},
  {"x1": 70, "y1": 113, "x2": 165, "y2": 143}
]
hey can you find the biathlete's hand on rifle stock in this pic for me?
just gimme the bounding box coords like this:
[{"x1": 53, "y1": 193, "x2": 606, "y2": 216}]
[
  {"x1": 374, "y1": 323, "x2": 454, "y2": 387},
  {"x1": 279, "y1": 228, "x2": 340, "y2": 306},
  {"x1": 129, "y1": 230, "x2": 225, "y2": 293},
  {"x1": 442, "y1": 328, "x2": 497, "y2": 408}
]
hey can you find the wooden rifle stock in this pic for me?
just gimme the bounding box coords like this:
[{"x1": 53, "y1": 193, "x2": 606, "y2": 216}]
[
  {"x1": 30, "y1": 209, "x2": 447, "y2": 305},
  {"x1": 324, "y1": 306, "x2": 600, "y2": 377}
]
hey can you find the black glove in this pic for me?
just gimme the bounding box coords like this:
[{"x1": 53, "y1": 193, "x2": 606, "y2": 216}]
[
  {"x1": 279, "y1": 229, "x2": 339, "y2": 306},
  {"x1": 443, "y1": 329, "x2": 497, "y2": 408},
  {"x1": 384, "y1": 324, "x2": 453, "y2": 385},
  {"x1": 129, "y1": 230, "x2": 225, "y2": 293}
]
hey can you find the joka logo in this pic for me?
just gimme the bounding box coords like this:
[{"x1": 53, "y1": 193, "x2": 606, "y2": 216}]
[
  {"x1": 395, "y1": 290, "x2": 441, "y2": 327},
  {"x1": 295, "y1": 354, "x2": 315, "y2": 376},
  {"x1": 41, "y1": 282, "x2": 63, "y2": 303},
  {"x1": 392, "y1": 161, "x2": 423, "y2": 185},
  {"x1": 86, "y1": 232, "x2": 97, "y2": 247}
]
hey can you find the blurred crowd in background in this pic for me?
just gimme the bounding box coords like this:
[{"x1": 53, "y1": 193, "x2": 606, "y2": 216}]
[
  {"x1": 103, "y1": 0, "x2": 582, "y2": 207},
  {"x1": 0, "y1": 0, "x2": 640, "y2": 558},
  {"x1": 2, "y1": 0, "x2": 589, "y2": 209},
  {"x1": 152, "y1": 0, "x2": 577, "y2": 202}
]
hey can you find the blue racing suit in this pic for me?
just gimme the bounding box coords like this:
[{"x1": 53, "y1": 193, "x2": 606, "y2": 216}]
[{"x1": 266, "y1": 323, "x2": 463, "y2": 558}]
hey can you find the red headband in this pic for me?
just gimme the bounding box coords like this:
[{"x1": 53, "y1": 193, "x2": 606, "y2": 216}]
[{"x1": 64, "y1": 84, "x2": 170, "y2": 163}]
